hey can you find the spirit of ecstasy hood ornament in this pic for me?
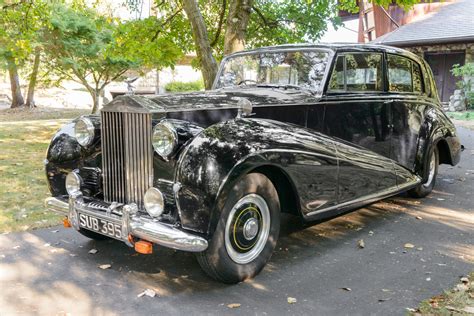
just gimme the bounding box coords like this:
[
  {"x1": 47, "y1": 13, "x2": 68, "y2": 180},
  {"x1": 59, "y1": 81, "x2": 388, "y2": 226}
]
[{"x1": 125, "y1": 77, "x2": 139, "y2": 95}]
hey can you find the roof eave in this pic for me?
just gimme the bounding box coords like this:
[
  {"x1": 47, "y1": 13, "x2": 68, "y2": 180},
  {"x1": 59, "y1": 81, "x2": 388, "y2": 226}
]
[{"x1": 380, "y1": 36, "x2": 474, "y2": 47}]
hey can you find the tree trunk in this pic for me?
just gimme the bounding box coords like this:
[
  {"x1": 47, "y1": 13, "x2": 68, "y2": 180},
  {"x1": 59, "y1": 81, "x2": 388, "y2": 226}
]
[
  {"x1": 91, "y1": 89, "x2": 101, "y2": 114},
  {"x1": 224, "y1": 0, "x2": 253, "y2": 55},
  {"x1": 182, "y1": 0, "x2": 218, "y2": 89},
  {"x1": 26, "y1": 47, "x2": 41, "y2": 108},
  {"x1": 6, "y1": 55, "x2": 25, "y2": 108}
]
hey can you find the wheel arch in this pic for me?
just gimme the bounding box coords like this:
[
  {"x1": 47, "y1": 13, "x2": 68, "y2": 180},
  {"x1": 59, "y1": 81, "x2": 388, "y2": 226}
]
[{"x1": 208, "y1": 162, "x2": 302, "y2": 236}]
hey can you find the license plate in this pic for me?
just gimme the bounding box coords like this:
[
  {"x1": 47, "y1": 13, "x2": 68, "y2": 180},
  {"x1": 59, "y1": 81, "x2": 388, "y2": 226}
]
[{"x1": 78, "y1": 213, "x2": 122, "y2": 239}]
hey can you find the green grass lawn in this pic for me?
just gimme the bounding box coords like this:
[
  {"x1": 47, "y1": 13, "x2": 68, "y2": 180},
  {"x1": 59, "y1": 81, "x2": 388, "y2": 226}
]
[
  {"x1": 446, "y1": 110, "x2": 474, "y2": 121},
  {"x1": 0, "y1": 108, "x2": 88, "y2": 232}
]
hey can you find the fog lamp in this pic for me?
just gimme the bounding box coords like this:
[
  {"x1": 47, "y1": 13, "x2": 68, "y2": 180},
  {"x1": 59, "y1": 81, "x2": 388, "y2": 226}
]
[
  {"x1": 65, "y1": 172, "x2": 82, "y2": 195},
  {"x1": 144, "y1": 187, "x2": 164, "y2": 217}
]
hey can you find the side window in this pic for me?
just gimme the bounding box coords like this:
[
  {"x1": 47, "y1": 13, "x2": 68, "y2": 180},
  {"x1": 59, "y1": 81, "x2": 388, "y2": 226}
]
[
  {"x1": 328, "y1": 53, "x2": 383, "y2": 92},
  {"x1": 387, "y1": 54, "x2": 424, "y2": 94}
]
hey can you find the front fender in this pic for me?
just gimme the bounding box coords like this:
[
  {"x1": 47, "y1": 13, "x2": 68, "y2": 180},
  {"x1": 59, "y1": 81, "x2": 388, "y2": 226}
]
[
  {"x1": 174, "y1": 118, "x2": 337, "y2": 235},
  {"x1": 45, "y1": 116, "x2": 101, "y2": 196}
]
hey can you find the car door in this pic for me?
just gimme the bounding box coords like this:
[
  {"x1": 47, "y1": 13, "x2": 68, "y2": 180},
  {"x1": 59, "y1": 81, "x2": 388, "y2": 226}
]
[
  {"x1": 321, "y1": 51, "x2": 397, "y2": 203},
  {"x1": 386, "y1": 54, "x2": 426, "y2": 172}
]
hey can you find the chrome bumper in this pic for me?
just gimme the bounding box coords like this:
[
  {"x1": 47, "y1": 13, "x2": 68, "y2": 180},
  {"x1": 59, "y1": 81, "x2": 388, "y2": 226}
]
[{"x1": 45, "y1": 195, "x2": 208, "y2": 252}]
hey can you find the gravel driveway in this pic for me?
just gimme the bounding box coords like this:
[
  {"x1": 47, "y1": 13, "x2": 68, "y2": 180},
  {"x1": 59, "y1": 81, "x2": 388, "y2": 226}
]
[{"x1": 0, "y1": 127, "x2": 472, "y2": 316}]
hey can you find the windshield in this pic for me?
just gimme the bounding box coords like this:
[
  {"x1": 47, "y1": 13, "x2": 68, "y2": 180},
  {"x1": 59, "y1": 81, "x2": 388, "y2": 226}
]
[{"x1": 215, "y1": 49, "x2": 331, "y2": 94}]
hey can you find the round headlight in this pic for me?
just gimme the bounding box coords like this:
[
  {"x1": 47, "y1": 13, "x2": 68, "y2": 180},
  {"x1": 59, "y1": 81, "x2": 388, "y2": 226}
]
[
  {"x1": 152, "y1": 122, "x2": 177, "y2": 159},
  {"x1": 144, "y1": 187, "x2": 164, "y2": 217},
  {"x1": 74, "y1": 117, "x2": 95, "y2": 147},
  {"x1": 65, "y1": 172, "x2": 82, "y2": 195}
]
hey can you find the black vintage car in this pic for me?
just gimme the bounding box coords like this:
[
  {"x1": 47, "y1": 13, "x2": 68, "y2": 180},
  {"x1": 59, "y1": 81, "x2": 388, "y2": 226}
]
[{"x1": 45, "y1": 44, "x2": 461, "y2": 283}]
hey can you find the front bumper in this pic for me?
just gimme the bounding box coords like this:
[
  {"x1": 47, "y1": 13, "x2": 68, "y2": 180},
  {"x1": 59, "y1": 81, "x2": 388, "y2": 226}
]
[{"x1": 45, "y1": 195, "x2": 208, "y2": 252}]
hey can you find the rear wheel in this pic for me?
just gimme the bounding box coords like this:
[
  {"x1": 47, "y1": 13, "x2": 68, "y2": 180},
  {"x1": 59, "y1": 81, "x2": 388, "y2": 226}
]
[
  {"x1": 409, "y1": 147, "x2": 439, "y2": 198},
  {"x1": 197, "y1": 173, "x2": 280, "y2": 284}
]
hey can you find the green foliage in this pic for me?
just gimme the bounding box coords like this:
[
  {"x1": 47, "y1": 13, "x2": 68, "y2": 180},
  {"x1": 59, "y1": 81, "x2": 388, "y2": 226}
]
[
  {"x1": 165, "y1": 80, "x2": 204, "y2": 92},
  {"x1": 0, "y1": 0, "x2": 51, "y2": 66},
  {"x1": 452, "y1": 63, "x2": 474, "y2": 108},
  {"x1": 42, "y1": 3, "x2": 182, "y2": 112}
]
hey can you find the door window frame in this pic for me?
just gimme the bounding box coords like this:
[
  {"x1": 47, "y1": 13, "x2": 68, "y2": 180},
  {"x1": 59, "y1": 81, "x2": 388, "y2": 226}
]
[
  {"x1": 386, "y1": 53, "x2": 425, "y2": 96},
  {"x1": 326, "y1": 51, "x2": 386, "y2": 94}
]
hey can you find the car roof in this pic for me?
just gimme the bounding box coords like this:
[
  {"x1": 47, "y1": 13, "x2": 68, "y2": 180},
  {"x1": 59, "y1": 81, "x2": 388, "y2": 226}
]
[{"x1": 227, "y1": 43, "x2": 424, "y2": 65}]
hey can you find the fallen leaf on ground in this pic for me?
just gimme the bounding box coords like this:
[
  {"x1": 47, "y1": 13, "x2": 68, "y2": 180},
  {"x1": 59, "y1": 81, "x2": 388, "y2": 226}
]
[
  {"x1": 88, "y1": 249, "x2": 98, "y2": 254},
  {"x1": 404, "y1": 243, "x2": 415, "y2": 249},
  {"x1": 463, "y1": 306, "x2": 474, "y2": 313},
  {"x1": 227, "y1": 303, "x2": 241, "y2": 308},
  {"x1": 455, "y1": 283, "x2": 468, "y2": 292},
  {"x1": 137, "y1": 289, "x2": 156, "y2": 298},
  {"x1": 460, "y1": 276, "x2": 469, "y2": 284},
  {"x1": 358, "y1": 239, "x2": 365, "y2": 249},
  {"x1": 51, "y1": 230, "x2": 59, "y2": 233},
  {"x1": 340, "y1": 287, "x2": 352, "y2": 291},
  {"x1": 368, "y1": 231, "x2": 374, "y2": 236},
  {"x1": 415, "y1": 216, "x2": 422, "y2": 220},
  {"x1": 437, "y1": 198, "x2": 445, "y2": 201},
  {"x1": 99, "y1": 264, "x2": 111, "y2": 270},
  {"x1": 287, "y1": 297, "x2": 297, "y2": 304},
  {"x1": 378, "y1": 298, "x2": 391, "y2": 302},
  {"x1": 445, "y1": 306, "x2": 460, "y2": 312}
]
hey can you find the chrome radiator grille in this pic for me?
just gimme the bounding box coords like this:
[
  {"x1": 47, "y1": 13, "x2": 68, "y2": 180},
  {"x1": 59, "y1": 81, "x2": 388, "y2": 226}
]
[{"x1": 101, "y1": 111, "x2": 153, "y2": 207}]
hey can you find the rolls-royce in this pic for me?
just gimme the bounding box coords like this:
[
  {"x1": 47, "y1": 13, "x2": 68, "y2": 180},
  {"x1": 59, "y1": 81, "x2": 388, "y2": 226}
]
[{"x1": 45, "y1": 44, "x2": 461, "y2": 283}]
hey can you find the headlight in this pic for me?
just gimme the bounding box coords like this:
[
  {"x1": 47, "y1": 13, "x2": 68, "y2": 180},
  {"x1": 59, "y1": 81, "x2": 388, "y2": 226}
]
[
  {"x1": 144, "y1": 187, "x2": 164, "y2": 217},
  {"x1": 74, "y1": 117, "x2": 95, "y2": 147},
  {"x1": 65, "y1": 172, "x2": 82, "y2": 195},
  {"x1": 152, "y1": 122, "x2": 177, "y2": 159}
]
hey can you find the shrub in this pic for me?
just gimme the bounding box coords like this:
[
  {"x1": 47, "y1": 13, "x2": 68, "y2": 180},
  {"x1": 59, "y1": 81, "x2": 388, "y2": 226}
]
[
  {"x1": 164, "y1": 80, "x2": 204, "y2": 92},
  {"x1": 452, "y1": 63, "x2": 474, "y2": 109}
]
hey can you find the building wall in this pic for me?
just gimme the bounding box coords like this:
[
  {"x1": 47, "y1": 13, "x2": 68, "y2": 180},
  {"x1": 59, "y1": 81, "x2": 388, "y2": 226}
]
[
  {"x1": 358, "y1": 0, "x2": 455, "y2": 43},
  {"x1": 405, "y1": 42, "x2": 474, "y2": 63}
]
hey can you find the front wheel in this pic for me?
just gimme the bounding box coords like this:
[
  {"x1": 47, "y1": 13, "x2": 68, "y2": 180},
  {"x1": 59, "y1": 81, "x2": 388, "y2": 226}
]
[
  {"x1": 409, "y1": 147, "x2": 439, "y2": 198},
  {"x1": 197, "y1": 173, "x2": 280, "y2": 284}
]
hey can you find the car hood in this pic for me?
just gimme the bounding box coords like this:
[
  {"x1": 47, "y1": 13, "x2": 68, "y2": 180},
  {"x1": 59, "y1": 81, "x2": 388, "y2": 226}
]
[
  {"x1": 102, "y1": 87, "x2": 320, "y2": 114},
  {"x1": 149, "y1": 87, "x2": 319, "y2": 111}
]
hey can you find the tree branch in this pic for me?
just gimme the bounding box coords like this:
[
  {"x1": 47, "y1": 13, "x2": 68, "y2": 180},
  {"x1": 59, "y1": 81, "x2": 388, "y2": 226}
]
[
  {"x1": 210, "y1": 0, "x2": 227, "y2": 47},
  {"x1": 151, "y1": 6, "x2": 183, "y2": 41},
  {"x1": 252, "y1": 5, "x2": 274, "y2": 27}
]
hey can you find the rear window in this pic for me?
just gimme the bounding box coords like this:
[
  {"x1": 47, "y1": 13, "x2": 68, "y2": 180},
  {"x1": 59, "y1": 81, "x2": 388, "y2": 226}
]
[
  {"x1": 387, "y1": 54, "x2": 424, "y2": 94},
  {"x1": 328, "y1": 53, "x2": 383, "y2": 92}
]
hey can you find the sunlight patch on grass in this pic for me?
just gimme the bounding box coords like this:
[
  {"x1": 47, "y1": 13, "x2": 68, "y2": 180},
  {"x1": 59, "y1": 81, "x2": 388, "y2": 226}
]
[{"x1": 0, "y1": 110, "x2": 87, "y2": 232}]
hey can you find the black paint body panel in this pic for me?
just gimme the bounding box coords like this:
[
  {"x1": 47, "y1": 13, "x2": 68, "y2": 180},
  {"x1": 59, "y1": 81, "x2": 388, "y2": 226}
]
[{"x1": 45, "y1": 44, "x2": 462, "y2": 236}]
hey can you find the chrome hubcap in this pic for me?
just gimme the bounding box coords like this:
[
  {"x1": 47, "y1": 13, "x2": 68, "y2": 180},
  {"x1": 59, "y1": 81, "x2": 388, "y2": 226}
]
[
  {"x1": 224, "y1": 194, "x2": 270, "y2": 264},
  {"x1": 243, "y1": 218, "x2": 259, "y2": 240}
]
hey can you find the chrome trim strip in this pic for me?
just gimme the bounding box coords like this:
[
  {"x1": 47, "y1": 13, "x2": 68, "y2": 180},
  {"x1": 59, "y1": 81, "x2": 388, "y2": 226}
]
[
  {"x1": 305, "y1": 178, "x2": 421, "y2": 217},
  {"x1": 44, "y1": 197, "x2": 208, "y2": 252}
]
